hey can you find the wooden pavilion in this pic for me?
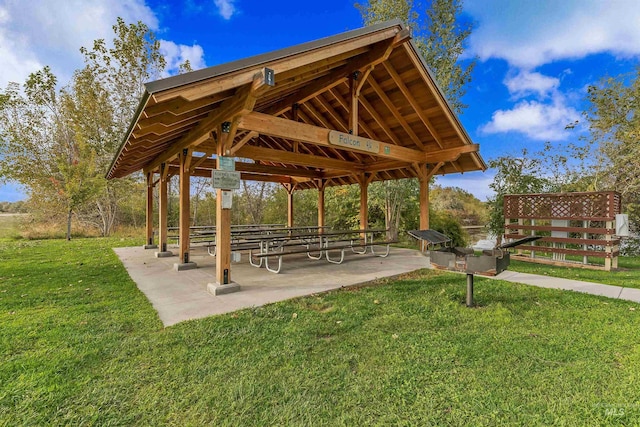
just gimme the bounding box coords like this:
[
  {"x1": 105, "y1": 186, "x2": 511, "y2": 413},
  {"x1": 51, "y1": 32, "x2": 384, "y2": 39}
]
[{"x1": 106, "y1": 20, "x2": 486, "y2": 291}]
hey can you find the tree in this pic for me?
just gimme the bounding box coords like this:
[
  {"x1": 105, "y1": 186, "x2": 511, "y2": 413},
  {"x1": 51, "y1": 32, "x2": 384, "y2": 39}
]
[
  {"x1": 0, "y1": 67, "x2": 102, "y2": 239},
  {"x1": 71, "y1": 18, "x2": 166, "y2": 236},
  {"x1": 486, "y1": 150, "x2": 549, "y2": 243},
  {"x1": 356, "y1": 0, "x2": 476, "y2": 239},
  {"x1": 586, "y1": 68, "x2": 640, "y2": 230},
  {"x1": 357, "y1": 0, "x2": 476, "y2": 114},
  {"x1": 0, "y1": 18, "x2": 167, "y2": 238},
  {"x1": 416, "y1": 0, "x2": 475, "y2": 113}
]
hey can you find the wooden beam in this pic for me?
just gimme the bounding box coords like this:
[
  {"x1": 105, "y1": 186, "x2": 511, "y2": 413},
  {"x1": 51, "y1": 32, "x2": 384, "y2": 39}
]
[
  {"x1": 426, "y1": 162, "x2": 445, "y2": 180},
  {"x1": 261, "y1": 29, "x2": 410, "y2": 117},
  {"x1": 367, "y1": 76, "x2": 424, "y2": 149},
  {"x1": 382, "y1": 62, "x2": 444, "y2": 148},
  {"x1": 427, "y1": 144, "x2": 479, "y2": 163},
  {"x1": 237, "y1": 111, "x2": 425, "y2": 163},
  {"x1": 136, "y1": 108, "x2": 210, "y2": 133},
  {"x1": 358, "y1": 94, "x2": 403, "y2": 146},
  {"x1": 144, "y1": 71, "x2": 267, "y2": 175},
  {"x1": 401, "y1": 43, "x2": 478, "y2": 154},
  {"x1": 154, "y1": 27, "x2": 404, "y2": 104},
  {"x1": 235, "y1": 145, "x2": 358, "y2": 171},
  {"x1": 144, "y1": 91, "x2": 234, "y2": 119},
  {"x1": 228, "y1": 131, "x2": 258, "y2": 155},
  {"x1": 328, "y1": 87, "x2": 380, "y2": 141},
  {"x1": 188, "y1": 157, "x2": 323, "y2": 178},
  {"x1": 356, "y1": 173, "x2": 373, "y2": 232}
]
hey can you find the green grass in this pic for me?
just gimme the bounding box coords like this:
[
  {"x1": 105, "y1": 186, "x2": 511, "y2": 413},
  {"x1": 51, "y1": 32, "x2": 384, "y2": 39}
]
[
  {"x1": 509, "y1": 256, "x2": 640, "y2": 289},
  {"x1": 1, "y1": 238, "x2": 640, "y2": 425},
  {"x1": 0, "y1": 214, "x2": 22, "y2": 239}
]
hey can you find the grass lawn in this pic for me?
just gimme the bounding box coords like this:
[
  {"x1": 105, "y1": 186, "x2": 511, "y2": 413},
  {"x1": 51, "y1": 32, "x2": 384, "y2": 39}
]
[
  {"x1": 0, "y1": 214, "x2": 22, "y2": 240},
  {"x1": 509, "y1": 256, "x2": 640, "y2": 289},
  {"x1": 1, "y1": 237, "x2": 640, "y2": 425}
]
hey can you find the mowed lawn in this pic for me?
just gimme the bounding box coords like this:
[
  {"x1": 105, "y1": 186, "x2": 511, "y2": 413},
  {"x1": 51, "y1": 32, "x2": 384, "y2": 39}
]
[{"x1": 1, "y1": 237, "x2": 640, "y2": 425}]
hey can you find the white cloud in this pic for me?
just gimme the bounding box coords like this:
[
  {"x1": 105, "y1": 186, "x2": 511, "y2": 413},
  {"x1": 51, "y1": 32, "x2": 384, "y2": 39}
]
[
  {"x1": 504, "y1": 70, "x2": 559, "y2": 99},
  {"x1": 159, "y1": 40, "x2": 206, "y2": 76},
  {"x1": 480, "y1": 95, "x2": 580, "y2": 141},
  {"x1": 214, "y1": 0, "x2": 236, "y2": 20},
  {"x1": 0, "y1": 0, "x2": 158, "y2": 87},
  {"x1": 465, "y1": 0, "x2": 640, "y2": 68}
]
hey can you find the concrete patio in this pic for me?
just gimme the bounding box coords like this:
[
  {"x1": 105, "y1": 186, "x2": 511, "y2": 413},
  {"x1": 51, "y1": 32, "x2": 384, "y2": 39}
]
[{"x1": 114, "y1": 245, "x2": 430, "y2": 326}]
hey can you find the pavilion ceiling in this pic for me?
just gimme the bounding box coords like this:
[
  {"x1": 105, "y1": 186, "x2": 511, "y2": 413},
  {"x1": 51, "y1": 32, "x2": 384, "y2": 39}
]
[{"x1": 107, "y1": 20, "x2": 486, "y2": 190}]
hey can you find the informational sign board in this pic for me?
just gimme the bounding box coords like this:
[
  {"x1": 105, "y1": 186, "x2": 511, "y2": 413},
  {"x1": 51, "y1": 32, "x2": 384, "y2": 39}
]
[
  {"x1": 221, "y1": 190, "x2": 233, "y2": 209},
  {"x1": 328, "y1": 130, "x2": 380, "y2": 154},
  {"x1": 218, "y1": 156, "x2": 235, "y2": 171},
  {"x1": 616, "y1": 214, "x2": 629, "y2": 237},
  {"x1": 212, "y1": 170, "x2": 241, "y2": 190}
]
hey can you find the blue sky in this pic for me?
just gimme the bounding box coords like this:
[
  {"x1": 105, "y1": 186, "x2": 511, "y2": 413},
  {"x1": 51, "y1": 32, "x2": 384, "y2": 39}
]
[{"x1": 1, "y1": 0, "x2": 639, "y2": 202}]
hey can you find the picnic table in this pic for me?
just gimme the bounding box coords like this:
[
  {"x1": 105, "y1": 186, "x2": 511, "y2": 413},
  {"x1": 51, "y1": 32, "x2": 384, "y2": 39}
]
[{"x1": 249, "y1": 228, "x2": 397, "y2": 273}]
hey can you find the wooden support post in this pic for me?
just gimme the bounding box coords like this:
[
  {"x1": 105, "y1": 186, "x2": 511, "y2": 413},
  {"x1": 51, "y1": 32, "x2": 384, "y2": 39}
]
[
  {"x1": 156, "y1": 163, "x2": 172, "y2": 256},
  {"x1": 349, "y1": 71, "x2": 360, "y2": 135},
  {"x1": 175, "y1": 148, "x2": 196, "y2": 270},
  {"x1": 144, "y1": 172, "x2": 156, "y2": 248},
  {"x1": 357, "y1": 173, "x2": 373, "y2": 233},
  {"x1": 216, "y1": 126, "x2": 232, "y2": 285},
  {"x1": 412, "y1": 162, "x2": 431, "y2": 251},
  {"x1": 207, "y1": 124, "x2": 240, "y2": 294},
  {"x1": 318, "y1": 179, "x2": 326, "y2": 231},
  {"x1": 605, "y1": 220, "x2": 613, "y2": 271},
  {"x1": 285, "y1": 183, "x2": 296, "y2": 228}
]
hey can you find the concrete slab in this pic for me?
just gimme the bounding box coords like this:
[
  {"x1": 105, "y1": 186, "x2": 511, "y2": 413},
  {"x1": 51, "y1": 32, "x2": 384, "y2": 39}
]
[
  {"x1": 494, "y1": 270, "x2": 640, "y2": 302},
  {"x1": 114, "y1": 245, "x2": 430, "y2": 327}
]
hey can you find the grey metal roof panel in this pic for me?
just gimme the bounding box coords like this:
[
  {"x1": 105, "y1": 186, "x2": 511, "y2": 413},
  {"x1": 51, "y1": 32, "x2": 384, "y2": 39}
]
[{"x1": 144, "y1": 19, "x2": 406, "y2": 94}]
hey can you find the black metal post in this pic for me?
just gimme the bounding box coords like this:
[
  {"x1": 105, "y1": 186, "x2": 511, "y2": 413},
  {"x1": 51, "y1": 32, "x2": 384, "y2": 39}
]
[{"x1": 466, "y1": 273, "x2": 474, "y2": 307}]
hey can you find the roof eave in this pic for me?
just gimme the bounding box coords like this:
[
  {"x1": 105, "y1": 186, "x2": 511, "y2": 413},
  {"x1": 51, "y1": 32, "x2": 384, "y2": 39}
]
[{"x1": 106, "y1": 91, "x2": 151, "y2": 179}]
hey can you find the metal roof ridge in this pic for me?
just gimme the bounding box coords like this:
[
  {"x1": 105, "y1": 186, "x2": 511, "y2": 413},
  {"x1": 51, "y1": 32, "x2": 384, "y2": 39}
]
[{"x1": 144, "y1": 19, "x2": 406, "y2": 94}]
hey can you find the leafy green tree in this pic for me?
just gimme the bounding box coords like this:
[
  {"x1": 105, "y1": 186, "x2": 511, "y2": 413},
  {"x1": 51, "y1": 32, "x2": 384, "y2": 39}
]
[
  {"x1": 586, "y1": 67, "x2": 640, "y2": 230},
  {"x1": 430, "y1": 185, "x2": 488, "y2": 225},
  {"x1": 0, "y1": 67, "x2": 102, "y2": 239},
  {"x1": 357, "y1": 0, "x2": 475, "y2": 114},
  {"x1": 430, "y1": 209, "x2": 467, "y2": 247},
  {"x1": 356, "y1": 0, "x2": 476, "y2": 240},
  {"x1": 0, "y1": 18, "x2": 167, "y2": 238},
  {"x1": 486, "y1": 150, "x2": 549, "y2": 243}
]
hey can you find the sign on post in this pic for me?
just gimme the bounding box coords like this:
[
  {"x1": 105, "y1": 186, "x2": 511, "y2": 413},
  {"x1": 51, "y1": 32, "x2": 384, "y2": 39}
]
[
  {"x1": 212, "y1": 170, "x2": 241, "y2": 190},
  {"x1": 218, "y1": 156, "x2": 235, "y2": 171}
]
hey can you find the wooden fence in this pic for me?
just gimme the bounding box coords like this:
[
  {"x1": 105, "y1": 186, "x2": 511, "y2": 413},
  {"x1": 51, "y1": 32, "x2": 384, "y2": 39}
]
[{"x1": 503, "y1": 191, "x2": 621, "y2": 270}]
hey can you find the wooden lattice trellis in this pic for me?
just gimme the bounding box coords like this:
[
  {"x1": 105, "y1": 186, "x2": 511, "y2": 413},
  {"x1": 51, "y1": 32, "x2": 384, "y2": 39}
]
[{"x1": 503, "y1": 191, "x2": 621, "y2": 271}]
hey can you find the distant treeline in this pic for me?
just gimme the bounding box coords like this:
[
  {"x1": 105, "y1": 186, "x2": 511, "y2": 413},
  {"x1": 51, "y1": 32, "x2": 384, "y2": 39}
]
[{"x1": 0, "y1": 201, "x2": 27, "y2": 213}]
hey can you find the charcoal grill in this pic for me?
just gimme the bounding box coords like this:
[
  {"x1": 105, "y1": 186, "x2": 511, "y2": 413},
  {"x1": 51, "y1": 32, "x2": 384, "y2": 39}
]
[{"x1": 408, "y1": 229, "x2": 542, "y2": 306}]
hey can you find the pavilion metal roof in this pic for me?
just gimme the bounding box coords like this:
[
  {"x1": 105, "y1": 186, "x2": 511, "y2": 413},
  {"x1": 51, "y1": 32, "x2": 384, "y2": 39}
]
[{"x1": 107, "y1": 20, "x2": 486, "y2": 189}]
